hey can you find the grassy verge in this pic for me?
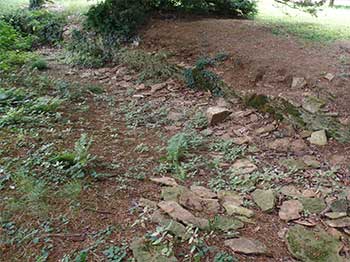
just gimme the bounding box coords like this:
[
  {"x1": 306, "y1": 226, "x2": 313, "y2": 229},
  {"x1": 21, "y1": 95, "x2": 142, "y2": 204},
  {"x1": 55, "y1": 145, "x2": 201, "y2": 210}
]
[{"x1": 256, "y1": 0, "x2": 350, "y2": 42}]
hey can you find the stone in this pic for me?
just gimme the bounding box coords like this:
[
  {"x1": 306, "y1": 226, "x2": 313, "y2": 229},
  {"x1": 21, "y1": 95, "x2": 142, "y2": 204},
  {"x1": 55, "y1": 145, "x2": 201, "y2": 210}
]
[
  {"x1": 190, "y1": 185, "x2": 216, "y2": 199},
  {"x1": 330, "y1": 199, "x2": 349, "y2": 213},
  {"x1": 232, "y1": 136, "x2": 251, "y2": 145},
  {"x1": 225, "y1": 237, "x2": 267, "y2": 255},
  {"x1": 291, "y1": 77, "x2": 307, "y2": 89},
  {"x1": 252, "y1": 189, "x2": 275, "y2": 212},
  {"x1": 150, "y1": 83, "x2": 167, "y2": 93},
  {"x1": 139, "y1": 198, "x2": 158, "y2": 209},
  {"x1": 291, "y1": 139, "x2": 308, "y2": 153},
  {"x1": 303, "y1": 156, "x2": 321, "y2": 169},
  {"x1": 161, "y1": 186, "x2": 186, "y2": 201},
  {"x1": 232, "y1": 159, "x2": 257, "y2": 174},
  {"x1": 178, "y1": 190, "x2": 220, "y2": 214},
  {"x1": 325, "y1": 73, "x2": 335, "y2": 81},
  {"x1": 302, "y1": 189, "x2": 317, "y2": 198},
  {"x1": 281, "y1": 158, "x2": 307, "y2": 171},
  {"x1": 167, "y1": 111, "x2": 183, "y2": 121},
  {"x1": 206, "y1": 106, "x2": 231, "y2": 126},
  {"x1": 212, "y1": 216, "x2": 244, "y2": 232},
  {"x1": 131, "y1": 237, "x2": 178, "y2": 262},
  {"x1": 325, "y1": 212, "x2": 347, "y2": 220},
  {"x1": 309, "y1": 130, "x2": 328, "y2": 146},
  {"x1": 223, "y1": 202, "x2": 254, "y2": 218},
  {"x1": 151, "y1": 210, "x2": 188, "y2": 239},
  {"x1": 158, "y1": 201, "x2": 209, "y2": 230},
  {"x1": 286, "y1": 225, "x2": 343, "y2": 262},
  {"x1": 150, "y1": 177, "x2": 178, "y2": 187},
  {"x1": 279, "y1": 200, "x2": 303, "y2": 221},
  {"x1": 299, "y1": 197, "x2": 326, "y2": 214},
  {"x1": 329, "y1": 155, "x2": 346, "y2": 167},
  {"x1": 325, "y1": 217, "x2": 350, "y2": 228},
  {"x1": 268, "y1": 138, "x2": 290, "y2": 152},
  {"x1": 280, "y1": 185, "x2": 302, "y2": 197},
  {"x1": 255, "y1": 124, "x2": 276, "y2": 135},
  {"x1": 217, "y1": 191, "x2": 243, "y2": 206},
  {"x1": 302, "y1": 96, "x2": 326, "y2": 114}
]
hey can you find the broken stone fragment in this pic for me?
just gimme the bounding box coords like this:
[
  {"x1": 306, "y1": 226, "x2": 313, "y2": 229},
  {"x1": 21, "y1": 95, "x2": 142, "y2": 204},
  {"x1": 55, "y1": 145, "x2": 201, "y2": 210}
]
[
  {"x1": 158, "y1": 201, "x2": 209, "y2": 230},
  {"x1": 254, "y1": 123, "x2": 276, "y2": 135},
  {"x1": 161, "y1": 186, "x2": 186, "y2": 201},
  {"x1": 299, "y1": 197, "x2": 326, "y2": 214},
  {"x1": 291, "y1": 77, "x2": 307, "y2": 89},
  {"x1": 280, "y1": 185, "x2": 302, "y2": 197},
  {"x1": 281, "y1": 158, "x2": 307, "y2": 171},
  {"x1": 178, "y1": 189, "x2": 220, "y2": 214},
  {"x1": 325, "y1": 212, "x2": 347, "y2": 220},
  {"x1": 139, "y1": 198, "x2": 158, "y2": 209},
  {"x1": 303, "y1": 155, "x2": 321, "y2": 169},
  {"x1": 324, "y1": 73, "x2": 335, "y2": 81},
  {"x1": 131, "y1": 237, "x2": 178, "y2": 262},
  {"x1": 279, "y1": 200, "x2": 303, "y2": 221},
  {"x1": 223, "y1": 202, "x2": 254, "y2": 218},
  {"x1": 302, "y1": 96, "x2": 326, "y2": 114},
  {"x1": 190, "y1": 185, "x2": 216, "y2": 199},
  {"x1": 232, "y1": 159, "x2": 257, "y2": 174},
  {"x1": 217, "y1": 190, "x2": 243, "y2": 206},
  {"x1": 150, "y1": 177, "x2": 178, "y2": 187},
  {"x1": 286, "y1": 225, "x2": 343, "y2": 262},
  {"x1": 206, "y1": 106, "x2": 231, "y2": 125},
  {"x1": 212, "y1": 216, "x2": 244, "y2": 232},
  {"x1": 325, "y1": 217, "x2": 350, "y2": 228},
  {"x1": 309, "y1": 130, "x2": 328, "y2": 146},
  {"x1": 252, "y1": 189, "x2": 275, "y2": 212},
  {"x1": 225, "y1": 237, "x2": 267, "y2": 255}
]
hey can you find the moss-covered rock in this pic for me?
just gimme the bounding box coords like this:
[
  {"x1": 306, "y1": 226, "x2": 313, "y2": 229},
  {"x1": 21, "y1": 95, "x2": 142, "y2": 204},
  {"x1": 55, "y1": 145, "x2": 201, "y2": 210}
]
[{"x1": 286, "y1": 225, "x2": 343, "y2": 262}]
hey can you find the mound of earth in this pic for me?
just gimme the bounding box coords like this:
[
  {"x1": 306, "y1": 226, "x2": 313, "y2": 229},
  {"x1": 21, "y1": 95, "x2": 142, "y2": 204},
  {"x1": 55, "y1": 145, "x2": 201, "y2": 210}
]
[{"x1": 142, "y1": 18, "x2": 350, "y2": 120}]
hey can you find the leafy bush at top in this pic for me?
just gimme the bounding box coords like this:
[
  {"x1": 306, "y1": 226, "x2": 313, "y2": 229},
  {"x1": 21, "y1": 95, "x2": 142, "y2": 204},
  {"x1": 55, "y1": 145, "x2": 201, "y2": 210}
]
[
  {"x1": 2, "y1": 9, "x2": 66, "y2": 46},
  {"x1": 86, "y1": 0, "x2": 257, "y2": 39},
  {"x1": 86, "y1": 0, "x2": 149, "y2": 39}
]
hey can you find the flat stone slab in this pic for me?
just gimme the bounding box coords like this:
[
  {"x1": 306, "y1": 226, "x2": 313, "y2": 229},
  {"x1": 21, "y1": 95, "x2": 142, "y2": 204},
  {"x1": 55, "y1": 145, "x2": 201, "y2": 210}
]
[
  {"x1": 309, "y1": 130, "x2": 328, "y2": 146},
  {"x1": 279, "y1": 200, "x2": 303, "y2": 221},
  {"x1": 223, "y1": 202, "x2": 254, "y2": 218},
  {"x1": 206, "y1": 106, "x2": 231, "y2": 125},
  {"x1": 299, "y1": 197, "x2": 326, "y2": 214},
  {"x1": 158, "y1": 201, "x2": 209, "y2": 230},
  {"x1": 212, "y1": 216, "x2": 244, "y2": 232},
  {"x1": 225, "y1": 237, "x2": 267, "y2": 255},
  {"x1": 150, "y1": 177, "x2": 178, "y2": 186},
  {"x1": 325, "y1": 217, "x2": 350, "y2": 228},
  {"x1": 252, "y1": 189, "x2": 275, "y2": 212},
  {"x1": 190, "y1": 185, "x2": 216, "y2": 199},
  {"x1": 286, "y1": 225, "x2": 343, "y2": 262},
  {"x1": 232, "y1": 159, "x2": 258, "y2": 174}
]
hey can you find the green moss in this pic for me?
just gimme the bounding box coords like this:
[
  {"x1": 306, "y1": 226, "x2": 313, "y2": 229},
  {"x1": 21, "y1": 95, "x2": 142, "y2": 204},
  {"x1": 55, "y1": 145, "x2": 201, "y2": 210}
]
[{"x1": 286, "y1": 225, "x2": 343, "y2": 262}]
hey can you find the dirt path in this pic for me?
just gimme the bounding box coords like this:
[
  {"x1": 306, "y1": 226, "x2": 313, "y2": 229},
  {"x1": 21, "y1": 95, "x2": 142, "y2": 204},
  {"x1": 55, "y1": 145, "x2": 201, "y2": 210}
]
[
  {"x1": 142, "y1": 18, "x2": 350, "y2": 118},
  {"x1": 2, "y1": 19, "x2": 350, "y2": 261}
]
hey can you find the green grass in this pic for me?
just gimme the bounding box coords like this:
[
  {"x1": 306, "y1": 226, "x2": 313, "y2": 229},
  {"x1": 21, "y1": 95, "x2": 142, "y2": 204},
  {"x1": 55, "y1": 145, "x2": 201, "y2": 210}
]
[
  {"x1": 256, "y1": 0, "x2": 350, "y2": 42},
  {"x1": 0, "y1": 0, "x2": 99, "y2": 16}
]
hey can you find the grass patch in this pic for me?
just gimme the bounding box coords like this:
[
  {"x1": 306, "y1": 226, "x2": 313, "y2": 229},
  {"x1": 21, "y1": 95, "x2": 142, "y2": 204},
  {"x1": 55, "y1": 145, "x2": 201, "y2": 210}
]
[{"x1": 256, "y1": 0, "x2": 350, "y2": 42}]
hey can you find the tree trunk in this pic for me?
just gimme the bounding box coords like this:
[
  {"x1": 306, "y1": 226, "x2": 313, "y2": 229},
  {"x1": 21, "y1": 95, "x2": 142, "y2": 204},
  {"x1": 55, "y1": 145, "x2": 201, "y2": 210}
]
[{"x1": 329, "y1": 0, "x2": 335, "y2": 7}]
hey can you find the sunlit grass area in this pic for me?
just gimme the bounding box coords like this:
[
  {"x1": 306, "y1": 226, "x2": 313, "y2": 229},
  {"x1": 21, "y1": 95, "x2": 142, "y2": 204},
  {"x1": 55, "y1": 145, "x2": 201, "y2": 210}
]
[
  {"x1": 256, "y1": 0, "x2": 350, "y2": 42},
  {"x1": 0, "y1": 0, "x2": 99, "y2": 15}
]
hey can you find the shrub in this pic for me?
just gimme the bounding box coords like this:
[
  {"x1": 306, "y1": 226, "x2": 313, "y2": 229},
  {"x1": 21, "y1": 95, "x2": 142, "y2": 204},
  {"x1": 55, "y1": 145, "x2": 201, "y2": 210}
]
[
  {"x1": 120, "y1": 49, "x2": 180, "y2": 82},
  {"x1": 85, "y1": 0, "x2": 257, "y2": 40},
  {"x1": 86, "y1": 0, "x2": 149, "y2": 39},
  {"x1": 31, "y1": 57, "x2": 48, "y2": 70},
  {"x1": 3, "y1": 9, "x2": 66, "y2": 46},
  {"x1": 65, "y1": 29, "x2": 119, "y2": 68}
]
